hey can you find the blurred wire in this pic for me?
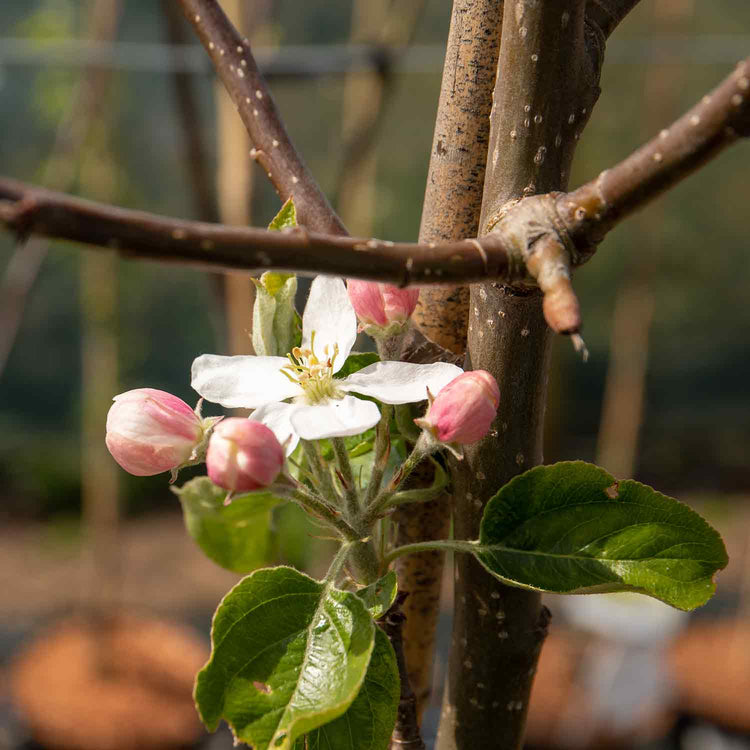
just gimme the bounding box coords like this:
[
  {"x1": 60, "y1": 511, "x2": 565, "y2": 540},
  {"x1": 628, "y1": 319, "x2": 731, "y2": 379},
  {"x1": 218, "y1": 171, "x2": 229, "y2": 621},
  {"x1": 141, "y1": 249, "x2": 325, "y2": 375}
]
[{"x1": 1, "y1": 35, "x2": 750, "y2": 78}]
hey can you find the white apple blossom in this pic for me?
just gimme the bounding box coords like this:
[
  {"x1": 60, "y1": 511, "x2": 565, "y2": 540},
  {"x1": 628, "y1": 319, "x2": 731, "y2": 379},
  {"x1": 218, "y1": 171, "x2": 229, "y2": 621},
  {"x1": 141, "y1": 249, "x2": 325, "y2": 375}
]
[{"x1": 191, "y1": 276, "x2": 462, "y2": 452}]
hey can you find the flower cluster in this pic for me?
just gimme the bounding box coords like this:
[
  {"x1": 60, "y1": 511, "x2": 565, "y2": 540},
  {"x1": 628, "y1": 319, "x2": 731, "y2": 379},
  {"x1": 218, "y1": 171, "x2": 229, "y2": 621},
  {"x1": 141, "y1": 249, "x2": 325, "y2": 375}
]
[{"x1": 105, "y1": 276, "x2": 499, "y2": 499}]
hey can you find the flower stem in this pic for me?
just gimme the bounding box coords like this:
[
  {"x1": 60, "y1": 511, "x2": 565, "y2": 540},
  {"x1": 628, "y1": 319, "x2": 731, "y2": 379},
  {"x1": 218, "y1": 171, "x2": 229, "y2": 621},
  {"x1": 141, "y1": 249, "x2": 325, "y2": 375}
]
[
  {"x1": 362, "y1": 432, "x2": 436, "y2": 526},
  {"x1": 331, "y1": 437, "x2": 360, "y2": 520},
  {"x1": 324, "y1": 540, "x2": 355, "y2": 584},
  {"x1": 364, "y1": 404, "x2": 393, "y2": 508},
  {"x1": 301, "y1": 439, "x2": 337, "y2": 502},
  {"x1": 275, "y1": 482, "x2": 360, "y2": 542}
]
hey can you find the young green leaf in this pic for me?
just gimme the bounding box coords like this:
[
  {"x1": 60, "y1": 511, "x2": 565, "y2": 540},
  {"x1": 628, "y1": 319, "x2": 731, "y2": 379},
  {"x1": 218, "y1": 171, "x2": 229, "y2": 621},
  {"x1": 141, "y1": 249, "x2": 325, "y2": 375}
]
[
  {"x1": 293, "y1": 628, "x2": 399, "y2": 750},
  {"x1": 173, "y1": 476, "x2": 281, "y2": 573},
  {"x1": 252, "y1": 272, "x2": 299, "y2": 356},
  {"x1": 356, "y1": 571, "x2": 398, "y2": 619},
  {"x1": 195, "y1": 567, "x2": 375, "y2": 750},
  {"x1": 476, "y1": 461, "x2": 728, "y2": 611},
  {"x1": 268, "y1": 197, "x2": 297, "y2": 231}
]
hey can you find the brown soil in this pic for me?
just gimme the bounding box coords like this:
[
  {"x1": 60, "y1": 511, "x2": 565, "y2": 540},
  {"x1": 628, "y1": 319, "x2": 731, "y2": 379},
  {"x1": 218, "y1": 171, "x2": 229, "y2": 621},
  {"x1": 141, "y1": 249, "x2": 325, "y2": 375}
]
[
  {"x1": 10, "y1": 615, "x2": 209, "y2": 750},
  {"x1": 525, "y1": 629, "x2": 674, "y2": 749},
  {"x1": 669, "y1": 619, "x2": 750, "y2": 733}
]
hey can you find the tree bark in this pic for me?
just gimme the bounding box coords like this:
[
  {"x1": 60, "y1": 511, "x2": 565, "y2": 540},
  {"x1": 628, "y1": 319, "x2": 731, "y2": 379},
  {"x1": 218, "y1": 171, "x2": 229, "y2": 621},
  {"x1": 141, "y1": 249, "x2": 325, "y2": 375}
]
[
  {"x1": 437, "y1": 3, "x2": 601, "y2": 748},
  {"x1": 398, "y1": 0, "x2": 504, "y2": 724}
]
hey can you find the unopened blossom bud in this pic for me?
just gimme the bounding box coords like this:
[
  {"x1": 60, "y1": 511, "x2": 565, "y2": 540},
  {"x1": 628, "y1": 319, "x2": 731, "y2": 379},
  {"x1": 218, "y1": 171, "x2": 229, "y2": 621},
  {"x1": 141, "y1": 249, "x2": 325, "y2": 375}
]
[
  {"x1": 206, "y1": 418, "x2": 284, "y2": 493},
  {"x1": 346, "y1": 281, "x2": 419, "y2": 337},
  {"x1": 106, "y1": 389, "x2": 204, "y2": 476},
  {"x1": 415, "y1": 370, "x2": 500, "y2": 446}
]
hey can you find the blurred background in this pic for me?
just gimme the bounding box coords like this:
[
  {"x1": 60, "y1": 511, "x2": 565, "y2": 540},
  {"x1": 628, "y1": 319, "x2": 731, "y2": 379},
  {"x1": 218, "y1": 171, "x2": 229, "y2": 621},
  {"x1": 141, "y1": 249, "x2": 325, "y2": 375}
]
[{"x1": 0, "y1": 1, "x2": 749, "y2": 748}]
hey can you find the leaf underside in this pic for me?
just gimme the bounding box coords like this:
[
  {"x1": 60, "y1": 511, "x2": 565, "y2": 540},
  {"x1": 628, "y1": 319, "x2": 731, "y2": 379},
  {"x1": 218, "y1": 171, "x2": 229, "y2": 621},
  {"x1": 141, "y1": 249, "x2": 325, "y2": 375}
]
[
  {"x1": 476, "y1": 461, "x2": 728, "y2": 611},
  {"x1": 195, "y1": 567, "x2": 375, "y2": 750},
  {"x1": 174, "y1": 476, "x2": 281, "y2": 573}
]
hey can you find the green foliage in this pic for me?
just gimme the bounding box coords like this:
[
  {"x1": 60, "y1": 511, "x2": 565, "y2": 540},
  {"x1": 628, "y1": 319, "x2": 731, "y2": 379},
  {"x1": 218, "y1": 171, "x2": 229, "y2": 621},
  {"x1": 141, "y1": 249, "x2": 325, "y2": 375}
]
[
  {"x1": 251, "y1": 200, "x2": 302, "y2": 356},
  {"x1": 172, "y1": 477, "x2": 281, "y2": 574},
  {"x1": 294, "y1": 628, "x2": 399, "y2": 750},
  {"x1": 195, "y1": 567, "x2": 375, "y2": 749},
  {"x1": 356, "y1": 571, "x2": 398, "y2": 619},
  {"x1": 335, "y1": 352, "x2": 380, "y2": 379},
  {"x1": 268, "y1": 197, "x2": 298, "y2": 231},
  {"x1": 252, "y1": 272, "x2": 300, "y2": 357},
  {"x1": 476, "y1": 461, "x2": 728, "y2": 611}
]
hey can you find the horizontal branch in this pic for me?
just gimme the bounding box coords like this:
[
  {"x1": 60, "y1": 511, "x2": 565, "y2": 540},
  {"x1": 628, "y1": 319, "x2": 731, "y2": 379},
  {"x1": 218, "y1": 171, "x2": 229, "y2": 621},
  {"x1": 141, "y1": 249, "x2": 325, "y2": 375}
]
[
  {"x1": 0, "y1": 176, "x2": 509, "y2": 284},
  {"x1": 1, "y1": 57, "x2": 748, "y2": 333},
  {"x1": 561, "y1": 57, "x2": 750, "y2": 247},
  {"x1": 178, "y1": 0, "x2": 345, "y2": 235}
]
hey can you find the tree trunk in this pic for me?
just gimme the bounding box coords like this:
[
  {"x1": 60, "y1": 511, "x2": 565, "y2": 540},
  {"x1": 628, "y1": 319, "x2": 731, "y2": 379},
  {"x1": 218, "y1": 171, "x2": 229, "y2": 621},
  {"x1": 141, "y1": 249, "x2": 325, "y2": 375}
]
[
  {"x1": 402, "y1": 0, "x2": 504, "y2": 723},
  {"x1": 438, "y1": 3, "x2": 602, "y2": 747}
]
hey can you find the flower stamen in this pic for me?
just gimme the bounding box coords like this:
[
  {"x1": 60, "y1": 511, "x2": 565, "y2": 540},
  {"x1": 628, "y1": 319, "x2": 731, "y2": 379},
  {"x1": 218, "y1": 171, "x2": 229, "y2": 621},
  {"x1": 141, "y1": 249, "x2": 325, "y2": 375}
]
[{"x1": 279, "y1": 331, "x2": 341, "y2": 403}]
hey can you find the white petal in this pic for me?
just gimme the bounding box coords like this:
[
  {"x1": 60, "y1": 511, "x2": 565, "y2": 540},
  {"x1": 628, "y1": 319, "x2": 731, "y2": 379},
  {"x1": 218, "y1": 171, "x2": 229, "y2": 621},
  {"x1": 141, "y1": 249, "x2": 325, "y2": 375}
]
[
  {"x1": 250, "y1": 401, "x2": 300, "y2": 455},
  {"x1": 341, "y1": 361, "x2": 463, "y2": 404},
  {"x1": 302, "y1": 276, "x2": 356, "y2": 373},
  {"x1": 289, "y1": 395, "x2": 380, "y2": 440},
  {"x1": 191, "y1": 354, "x2": 302, "y2": 408}
]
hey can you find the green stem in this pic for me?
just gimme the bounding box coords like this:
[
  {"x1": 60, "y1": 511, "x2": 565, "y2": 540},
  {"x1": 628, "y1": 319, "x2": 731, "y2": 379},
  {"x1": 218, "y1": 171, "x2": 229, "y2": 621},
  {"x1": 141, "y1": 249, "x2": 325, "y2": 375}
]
[
  {"x1": 362, "y1": 432, "x2": 435, "y2": 526},
  {"x1": 383, "y1": 539, "x2": 479, "y2": 568},
  {"x1": 364, "y1": 404, "x2": 393, "y2": 508},
  {"x1": 331, "y1": 437, "x2": 360, "y2": 520},
  {"x1": 275, "y1": 483, "x2": 360, "y2": 542},
  {"x1": 324, "y1": 540, "x2": 355, "y2": 583},
  {"x1": 301, "y1": 439, "x2": 337, "y2": 502}
]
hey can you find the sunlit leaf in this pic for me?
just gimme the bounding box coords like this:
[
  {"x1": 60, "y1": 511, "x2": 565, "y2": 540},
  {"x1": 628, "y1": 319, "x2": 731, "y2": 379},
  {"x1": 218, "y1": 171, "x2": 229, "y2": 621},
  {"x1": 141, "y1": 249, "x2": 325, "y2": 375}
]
[
  {"x1": 195, "y1": 567, "x2": 375, "y2": 749},
  {"x1": 476, "y1": 461, "x2": 728, "y2": 611}
]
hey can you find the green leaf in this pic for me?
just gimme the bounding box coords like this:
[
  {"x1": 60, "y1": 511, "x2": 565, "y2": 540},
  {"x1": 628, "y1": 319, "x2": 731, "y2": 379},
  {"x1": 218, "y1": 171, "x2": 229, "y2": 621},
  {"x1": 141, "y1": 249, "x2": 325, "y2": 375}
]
[
  {"x1": 252, "y1": 273, "x2": 299, "y2": 356},
  {"x1": 335, "y1": 352, "x2": 380, "y2": 379},
  {"x1": 268, "y1": 197, "x2": 298, "y2": 231},
  {"x1": 476, "y1": 461, "x2": 728, "y2": 611},
  {"x1": 295, "y1": 628, "x2": 399, "y2": 750},
  {"x1": 195, "y1": 567, "x2": 375, "y2": 749},
  {"x1": 173, "y1": 476, "x2": 281, "y2": 574},
  {"x1": 356, "y1": 571, "x2": 398, "y2": 619}
]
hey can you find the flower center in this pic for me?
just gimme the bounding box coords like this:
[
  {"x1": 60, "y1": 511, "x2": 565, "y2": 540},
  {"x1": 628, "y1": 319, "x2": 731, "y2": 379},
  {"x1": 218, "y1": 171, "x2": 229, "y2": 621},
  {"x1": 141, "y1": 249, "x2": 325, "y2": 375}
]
[{"x1": 280, "y1": 332, "x2": 341, "y2": 404}]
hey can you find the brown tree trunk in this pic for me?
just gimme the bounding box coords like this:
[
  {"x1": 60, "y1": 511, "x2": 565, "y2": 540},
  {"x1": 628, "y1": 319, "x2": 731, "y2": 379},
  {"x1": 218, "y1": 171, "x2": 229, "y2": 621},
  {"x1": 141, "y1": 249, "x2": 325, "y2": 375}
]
[
  {"x1": 438, "y1": 3, "x2": 603, "y2": 747},
  {"x1": 400, "y1": 0, "x2": 504, "y2": 724}
]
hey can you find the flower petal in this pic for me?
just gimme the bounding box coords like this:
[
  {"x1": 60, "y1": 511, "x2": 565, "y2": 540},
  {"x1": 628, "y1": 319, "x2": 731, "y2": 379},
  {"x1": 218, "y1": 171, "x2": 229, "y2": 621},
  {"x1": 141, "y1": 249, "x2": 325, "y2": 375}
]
[
  {"x1": 289, "y1": 395, "x2": 381, "y2": 440},
  {"x1": 250, "y1": 401, "x2": 300, "y2": 455},
  {"x1": 341, "y1": 361, "x2": 464, "y2": 404},
  {"x1": 191, "y1": 354, "x2": 302, "y2": 408},
  {"x1": 302, "y1": 276, "x2": 356, "y2": 373}
]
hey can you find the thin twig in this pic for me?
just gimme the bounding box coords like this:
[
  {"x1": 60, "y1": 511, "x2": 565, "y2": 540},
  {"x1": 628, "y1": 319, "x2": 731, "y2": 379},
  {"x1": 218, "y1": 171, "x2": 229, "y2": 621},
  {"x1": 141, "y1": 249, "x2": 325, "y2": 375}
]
[
  {"x1": 177, "y1": 0, "x2": 345, "y2": 235},
  {"x1": 585, "y1": 0, "x2": 642, "y2": 39},
  {"x1": 378, "y1": 593, "x2": 426, "y2": 750}
]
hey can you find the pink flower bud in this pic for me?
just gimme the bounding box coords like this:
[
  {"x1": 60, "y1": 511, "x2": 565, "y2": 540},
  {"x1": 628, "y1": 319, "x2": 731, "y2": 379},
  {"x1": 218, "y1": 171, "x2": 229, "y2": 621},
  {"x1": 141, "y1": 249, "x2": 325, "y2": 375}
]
[
  {"x1": 415, "y1": 370, "x2": 500, "y2": 445},
  {"x1": 206, "y1": 418, "x2": 284, "y2": 493},
  {"x1": 106, "y1": 388, "x2": 204, "y2": 476},
  {"x1": 346, "y1": 281, "x2": 419, "y2": 333}
]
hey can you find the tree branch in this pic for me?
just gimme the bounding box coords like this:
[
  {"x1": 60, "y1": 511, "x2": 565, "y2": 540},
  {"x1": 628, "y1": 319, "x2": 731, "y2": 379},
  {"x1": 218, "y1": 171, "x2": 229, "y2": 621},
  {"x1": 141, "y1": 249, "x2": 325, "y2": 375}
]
[
  {"x1": 177, "y1": 0, "x2": 346, "y2": 234},
  {"x1": 0, "y1": 176, "x2": 508, "y2": 283},
  {"x1": 585, "y1": 0, "x2": 642, "y2": 39},
  {"x1": 1, "y1": 56, "x2": 748, "y2": 325}
]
